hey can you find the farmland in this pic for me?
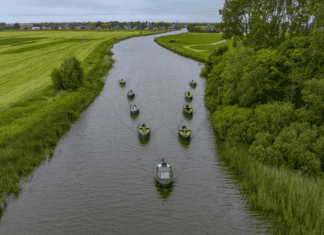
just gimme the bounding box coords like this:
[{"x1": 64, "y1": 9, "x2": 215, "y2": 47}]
[
  {"x1": 154, "y1": 32, "x2": 236, "y2": 62},
  {"x1": 0, "y1": 30, "x2": 166, "y2": 107}
]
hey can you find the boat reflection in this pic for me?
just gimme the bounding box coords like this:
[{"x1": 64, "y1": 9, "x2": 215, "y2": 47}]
[{"x1": 154, "y1": 179, "x2": 174, "y2": 200}]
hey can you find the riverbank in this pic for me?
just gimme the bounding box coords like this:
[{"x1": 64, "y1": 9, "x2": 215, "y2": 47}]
[
  {"x1": 154, "y1": 31, "x2": 324, "y2": 234},
  {"x1": 0, "y1": 30, "x2": 170, "y2": 219}
]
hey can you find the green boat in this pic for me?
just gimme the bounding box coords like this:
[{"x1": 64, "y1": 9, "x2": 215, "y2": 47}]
[
  {"x1": 190, "y1": 80, "x2": 196, "y2": 87},
  {"x1": 127, "y1": 89, "x2": 135, "y2": 98},
  {"x1": 185, "y1": 91, "x2": 192, "y2": 101},
  {"x1": 183, "y1": 105, "x2": 193, "y2": 116},
  {"x1": 138, "y1": 124, "x2": 150, "y2": 139},
  {"x1": 119, "y1": 79, "x2": 126, "y2": 86},
  {"x1": 179, "y1": 125, "x2": 191, "y2": 140},
  {"x1": 130, "y1": 104, "x2": 139, "y2": 115}
]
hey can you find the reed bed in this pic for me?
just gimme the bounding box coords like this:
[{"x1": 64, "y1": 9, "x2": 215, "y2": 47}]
[{"x1": 219, "y1": 136, "x2": 324, "y2": 235}]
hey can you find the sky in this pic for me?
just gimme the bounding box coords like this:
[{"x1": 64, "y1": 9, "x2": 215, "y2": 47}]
[{"x1": 1, "y1": 0, "x2": 227, "y2": 24}]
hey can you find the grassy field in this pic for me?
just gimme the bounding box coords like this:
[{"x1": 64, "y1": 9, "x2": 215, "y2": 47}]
[
  {"x1": 154, "y1": 32, "x2": 236, "y2": 62},
  {"x1": 0, "y1": 30, "x2": 164, "y2": 107}
]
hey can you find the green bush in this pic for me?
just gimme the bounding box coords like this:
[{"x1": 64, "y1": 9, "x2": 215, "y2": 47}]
[
  {"x1": 212, "y1": 101, "x2": 296, "y2": 144},
  {"x1": 225, "y1": 48, "x2": 293, "y2": 108},
  {"x1": 204, "y1": 47, "x2": 235, "y2": 110},
  {"x1": 249, "y1": 122, "x2": 324, "y2": 178},
  {"x1": 204, "y1": 45, "x2": 229, "y2": 75},
  {"x1": 212, "y1": 105, "x2": 257, "y2": 143},
  {"x1": 254, "y1": 101, "x2": 296, "y2": 136},
  {"x1": 232, "y1": 37, "x2": 237, "y2": 48},
  {"x1": 50, "y1": 55, "x2": 84, "y2": 91},
  {"x1": 301, "y1": 78, "x2": 324, "y2": 114},
  {"x1": 50, "y1": 67, "x2": 64, "y2": 90}
]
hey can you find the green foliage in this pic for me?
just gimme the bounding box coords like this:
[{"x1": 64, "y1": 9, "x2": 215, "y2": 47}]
[
  {"x1": 302, "y1": 30, "x2": 324, "y2": 80},
  {"x1": 50, "y1": 55, "x2": 84, "y2": 92},
  {"x1": 232, "y1": 37, "x2": 238, "y2": 48},
  {"x1": 13, "y1": 23, "x2": 20, "y2": 30},
  {"x1": 277, "y1": 35, "x2": 312, "y2": 62},
  {"x1": 204, "y1": 47, "x2": 234, "y2": 110},
  {"x1": 221, "y1": 48, "x2": 292, "y2": 108},
  {"x1": 295, "y1": 78, "x2": 324, "y2": 126},
  {"x1": 50, "y1": 67, "x2": 64, "y2": 90},
  {"x1": 212, "y1": 104, "x2": 257, "y2": 143},
  {"x1": 249, "y1": 122, "x2": 324, "y2": 177},
  {"x1": 212, "y1": 101, "x2": 295, "y2": 144},
  {"x1": 204, "y1": 45, "x2": 229, "y2": 76},
  {"x1": 254, "y1": 101, "x2": 296, "y2": 136}
]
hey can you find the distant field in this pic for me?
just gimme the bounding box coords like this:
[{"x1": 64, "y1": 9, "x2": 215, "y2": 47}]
[
  {"x1": 190, "y1": 39, "x2": 234, "y2": 51},
  {"x1": 155, "y1": 32, "x2": 235, "y2": 61},
  {"x1": 0, "y1": 30, "x2": 155, "y2": 106},
  {"x1": 166, "y1": 32, "x2": 223, "y2": 44}
]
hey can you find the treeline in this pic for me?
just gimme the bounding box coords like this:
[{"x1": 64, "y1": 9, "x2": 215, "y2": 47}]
[
  {"x1": 0, "y1": 21, "x2": 183, "y2": 31},
  {"x1": 216, "y1": 0, "x2": 324, "y2": 51},
  {"x1": 201, "y1": 8, "x2": 324, "y2": 179},
  {"x1": 187, "y1": 23, "x2": 221, "y2": 33}
]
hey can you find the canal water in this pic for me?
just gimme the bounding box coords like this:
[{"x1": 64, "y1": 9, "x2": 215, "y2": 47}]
[{"x1": 0, "y1": 29, "x2": 274, "y2": 234}]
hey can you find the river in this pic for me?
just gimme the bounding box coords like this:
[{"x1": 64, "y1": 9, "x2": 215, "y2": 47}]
[{"x1": 0, "y1": 29, "x2": 274, "y2": 235}]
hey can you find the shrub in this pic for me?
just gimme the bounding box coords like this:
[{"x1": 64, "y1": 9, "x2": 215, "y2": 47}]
[
  {"x1": 204, "y1": 45, "x2": 229, "y2": 75},
  {"x1": 50, "y1": 67, "x2": 64, "y2": 90},
  {"x1": 212, "y1": 105, "x2": 258, "y2": 143},
  {"x1": 50, "y1": 55, "x2": 84, "y2": 91},
  {"x1": 250, "y1": 122, "x2": 324, "y2": 178},
  {"x1": 230, "y1": 48, "x2": 293, "y2": 107},
  {"x1": 254, "y1": 101, "x2": 296, "y2": 136},
  {"x1": 232, "y1": 37, "x2": 237, "y2": 48}
]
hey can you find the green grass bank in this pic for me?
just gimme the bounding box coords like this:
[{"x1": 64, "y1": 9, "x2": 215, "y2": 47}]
[
  {"x1": 154, "y1": 32, "x2": 236, "y2": 63},
  {"x1": 0, "y1": 30, "x2": 169, "y2": 220},
  {"x1": 155, "y1": 31, "x2": 324, "y2": 234}
]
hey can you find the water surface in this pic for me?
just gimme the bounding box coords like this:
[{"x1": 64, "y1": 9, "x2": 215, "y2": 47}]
[{"x1": 0, "y1": 29, "x2": 274, "y2": 235}]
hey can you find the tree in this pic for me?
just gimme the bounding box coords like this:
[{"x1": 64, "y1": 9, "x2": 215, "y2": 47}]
[
  {"x1": 14, "y1": 23, "x2": 20, "y2": 29},
  {"x1": 307, "y1": 0, "x2": 324, "y2": 34},
  {"x1": 50, "y1": 55, "x2": 84, "y2": 91},
  {"x1": 96, "y1": 21, "x2": 102, "y2": 27}
]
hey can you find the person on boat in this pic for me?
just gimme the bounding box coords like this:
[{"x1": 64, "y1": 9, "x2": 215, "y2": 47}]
[
  {"x1": 186, "y1": 105, "x2": 190, "y2": 110},
  {"x1": 130, "y1": 89, "x2": 133, "y2": 93},
  {"x1": 188, "y1": 91, "x2": 190, "y2": 96},
  {"x1": 183, "y1": 126, "x2": 186, "y2": 134},
  {"x1": 192, "y1": 80, "x2": 194, "y2": 82},
  {"x1": 162, "y1": 158, "x2": 166, "y2": 167}
]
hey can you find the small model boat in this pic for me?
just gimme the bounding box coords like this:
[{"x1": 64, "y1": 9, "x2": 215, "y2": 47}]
[
  {"x1": 190, "y1": 80, "x2": 196, "y2": 87},
  {"x1": 183, "y1": 105, "x2": 193, "y2": 116},
  {"x1": 178, "y1": 125, "x2": 191, "y2": 140},
  {"x1": 119, "y1": 79, "x2": 126, "y2": 86},
  {"x1": 127, "y1": 89, "x2": 135, "y2": 99},
  {"x1": 130, "y1": 104, "x2": 139, "y2": 115},
  {"x1": 155, "y1": 157, "x2": 174, "y2": 185},
  {"x1": 185, "y1": 91, "x2": 192, "y2": 101},
  {"x1": 138, "y1": 124, "x2": 150, "y2": 139}
]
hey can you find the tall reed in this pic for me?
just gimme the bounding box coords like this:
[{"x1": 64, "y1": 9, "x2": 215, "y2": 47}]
[{"x1": 217, "y1": 135, "x2": 324, "y2": 235}]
